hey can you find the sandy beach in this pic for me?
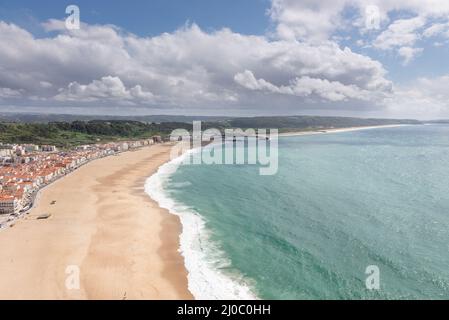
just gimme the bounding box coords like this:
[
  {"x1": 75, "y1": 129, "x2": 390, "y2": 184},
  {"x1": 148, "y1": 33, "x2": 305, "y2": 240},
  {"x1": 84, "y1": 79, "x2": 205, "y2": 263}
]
[
  {"x1": 0, "y1": 144, "x2": 192, "y2": 300},
  {"x1": 0, "y1": 124, "x2": 410, "y2": 300},
  {"x1": 278, "y1": 124, "x2": 409, "y2": 137}
]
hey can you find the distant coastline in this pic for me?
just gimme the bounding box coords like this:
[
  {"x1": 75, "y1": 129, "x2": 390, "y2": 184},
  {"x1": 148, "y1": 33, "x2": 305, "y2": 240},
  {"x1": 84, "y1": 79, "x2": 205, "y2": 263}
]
[
  {"x1": 278, "y1": 124, "x2": 412, "y2": 137},
  {"x1": 0, "y1": 123, "x2": 416, "y2": 299}
]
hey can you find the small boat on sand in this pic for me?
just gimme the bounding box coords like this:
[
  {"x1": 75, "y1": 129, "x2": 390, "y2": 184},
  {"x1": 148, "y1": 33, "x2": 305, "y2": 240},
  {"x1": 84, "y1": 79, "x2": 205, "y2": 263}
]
[{"x1": 37, "y1": 213, "x2": 52, "y2": 220}]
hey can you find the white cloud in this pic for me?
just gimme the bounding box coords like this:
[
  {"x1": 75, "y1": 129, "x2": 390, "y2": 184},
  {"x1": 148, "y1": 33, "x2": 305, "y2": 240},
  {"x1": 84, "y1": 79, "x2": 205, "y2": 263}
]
[
  {"x1": 54, "y1": 76, "x2": 154, "y2": 104},
  {"x1": 1, "y1": 0, "x2": 449, "y2": 117},
  {"x1": 369, "y1": 16, "x2": 426, "y2": 64},
  {"x1": 397, "y1": 46, "x2": 423, "y2": 65},
  {"x1": 0, "y1": 20, "x2": 392, "y2": 112},
  {"x1": 373, "y1": 16, "x2": 426, "y2": 50},
  {"x1": 385, "y1": 75, "x2": 449, "y2": 119},
  {"x1": 269, "y1": 0, "x2": 449, "y2": 39},
  {"x1": 39, "y1": 81, "x2": 53, "y2": 88},
  {"x1": 0, "y1": 87, "x2": 22, "y2": 99},
  {"x1": 234, "y1": 70, "x2": 372, "y2": 102},
  {"x1": 269, "y1": 0, "x2": 349, "y2": 41},
  {"x1": 423, "y1": 22, "x2": 449, "y2": 40},
  {"x1": 269, "y1": 0, "x2": 449, "y2": 65},
  {"x1": 41, "y1": 19, "x2": 66, "y2": 32},
  {"x1": 423, "y1": 23, "x2": 448, "y2": 38},
  {"x1": 234, "y1": 70, "x2": 280, "y2": 92}
]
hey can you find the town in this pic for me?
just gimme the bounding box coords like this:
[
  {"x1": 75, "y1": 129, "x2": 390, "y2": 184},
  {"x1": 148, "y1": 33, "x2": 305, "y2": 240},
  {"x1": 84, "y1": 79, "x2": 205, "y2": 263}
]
[{"x1": 0, "y1": 136, "x2": 163, "y2": 228}]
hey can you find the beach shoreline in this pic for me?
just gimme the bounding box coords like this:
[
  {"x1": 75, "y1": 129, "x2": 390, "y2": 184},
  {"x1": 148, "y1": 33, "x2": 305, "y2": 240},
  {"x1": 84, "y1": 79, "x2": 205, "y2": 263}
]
[
  {"x1": 278, "y1": 124, "x2": 410, "y2": 137},
  {"x1": 0, "y1": 144, "x2": 192, "y2": 300},
  {"x1": 0, "y1": 124, "x2": 411, "y2": 300}
]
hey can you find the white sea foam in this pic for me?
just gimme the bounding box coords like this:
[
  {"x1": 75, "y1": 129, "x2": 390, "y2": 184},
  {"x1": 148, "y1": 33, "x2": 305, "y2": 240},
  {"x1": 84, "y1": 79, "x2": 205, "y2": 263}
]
[{"x1": 145, "y1": 147, "x2": 258, "y2": 300}]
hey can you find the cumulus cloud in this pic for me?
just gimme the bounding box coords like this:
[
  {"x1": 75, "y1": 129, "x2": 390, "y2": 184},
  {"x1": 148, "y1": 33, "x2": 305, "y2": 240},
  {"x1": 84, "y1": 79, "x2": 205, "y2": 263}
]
[
  {"x1": 370, "y1": 16, "x2": 426, "y2": 64},
  {"x1": 0, "y1": 19, "x2": 392, "y2": 112},
  {"x1": 234, "y1": 70, "x2": 280, "y2": 92},
  {"x1": 54, "y1": 76, "x2": 154, "y2": 104},
  {"x1": 269, "y1": 0, "x2": 449, "y2": 65},
  {"x1": 234, "y1": 70, "x2": 372, "y2": 102},
  {"x1": 269, "y1": 0, "x2": 449, "y2": 39},
  {"x1": 0, "y1": 0, "x2": 449, "y2": 118},
  {"x1": 373, "y1": 17, "x2": 426, "y2": 50},
  {"x1": 269, "y1": 0, "x2": 349, "y2": 41}
]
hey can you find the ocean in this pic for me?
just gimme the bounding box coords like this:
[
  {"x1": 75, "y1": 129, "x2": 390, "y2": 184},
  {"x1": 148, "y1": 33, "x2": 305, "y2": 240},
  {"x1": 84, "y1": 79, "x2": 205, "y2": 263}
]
[{"x1": 145, "y1": 124, "x2": 449, "y2": 300}]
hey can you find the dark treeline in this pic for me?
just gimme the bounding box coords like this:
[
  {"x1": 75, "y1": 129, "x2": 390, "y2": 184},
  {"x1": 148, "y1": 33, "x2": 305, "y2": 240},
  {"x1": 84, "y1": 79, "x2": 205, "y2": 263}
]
[
  {"x1": 49, "y1": 120, "x2": 193, "y2": 136},
  {"x1": 0, "y1": 120, "x2": 195, "y2": 147},
  {"x1": 0, "y1": 116, "x2": 422, "y2": 148},
  {"x1": 227, "y1": 116, "x2": 421, "y2": 131}
]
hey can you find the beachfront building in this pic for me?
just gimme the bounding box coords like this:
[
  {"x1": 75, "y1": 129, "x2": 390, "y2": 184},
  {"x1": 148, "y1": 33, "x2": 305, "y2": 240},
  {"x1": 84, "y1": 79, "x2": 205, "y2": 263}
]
[
  {"x1": 0, "y1": 139, "x2": 155, "y2": 216},
  {"x1": 0, "y1": 195, "x2": 18, "y2": 215},
  {"x1": 41, "y1": 145, "x2": 58, "y2": 152},
  {"x1": 0, "y1": 148, "x2": 14, "y2": 157},
  {"x1": 114, "y1": 142, "x2": 128, "y2": 151},
  {"x1": 23, "y1": 144, "x2": 39, "y2": 152}
]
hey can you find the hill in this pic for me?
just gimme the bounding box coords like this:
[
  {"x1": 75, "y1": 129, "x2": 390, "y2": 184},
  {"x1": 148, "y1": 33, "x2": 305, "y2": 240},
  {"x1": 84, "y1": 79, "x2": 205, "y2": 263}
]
[{"x1": 0, "y1": 116, "x2": 422, "y2": 148}]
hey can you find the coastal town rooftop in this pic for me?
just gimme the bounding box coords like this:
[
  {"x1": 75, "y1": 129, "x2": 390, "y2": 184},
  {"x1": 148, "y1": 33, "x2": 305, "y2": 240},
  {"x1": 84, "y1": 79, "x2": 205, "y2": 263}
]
[{"x1": 0, "y1": 138, "x2": 159, "y2": 216}]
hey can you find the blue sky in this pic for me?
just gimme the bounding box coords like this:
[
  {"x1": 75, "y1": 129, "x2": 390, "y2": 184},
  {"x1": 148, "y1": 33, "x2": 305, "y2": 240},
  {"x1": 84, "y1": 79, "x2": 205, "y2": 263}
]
[
  {"x1": 1, "y1": 0, "x2": 447, "y2": 84},
  {"x1": 0, "y1": 0, "x2": 272, "y2": 37},
  {"x1": 0, "y1": 0, "x2": 449, "y2": 119}
]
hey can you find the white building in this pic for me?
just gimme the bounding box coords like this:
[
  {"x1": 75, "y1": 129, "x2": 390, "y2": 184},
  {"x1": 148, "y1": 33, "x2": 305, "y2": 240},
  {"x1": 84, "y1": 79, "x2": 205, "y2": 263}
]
[
  {"x1": 41, "y1": 145, "x2": 58, "y2": 152},
  {"x1": 24, "y1": 144, "x2": 39, "y2": 153}
]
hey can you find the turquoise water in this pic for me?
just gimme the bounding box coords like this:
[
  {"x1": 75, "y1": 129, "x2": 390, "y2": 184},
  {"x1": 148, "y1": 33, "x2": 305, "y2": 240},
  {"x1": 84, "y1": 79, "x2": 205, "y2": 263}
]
[{"x1": 164, "y1": 125, "x2": 449, "y2": 299}]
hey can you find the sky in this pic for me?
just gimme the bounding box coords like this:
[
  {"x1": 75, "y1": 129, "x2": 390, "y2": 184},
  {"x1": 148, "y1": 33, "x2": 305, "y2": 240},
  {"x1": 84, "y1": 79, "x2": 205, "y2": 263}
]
[{"x1": 0, "y1": 0, "x2": 449, "y2": 119}]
